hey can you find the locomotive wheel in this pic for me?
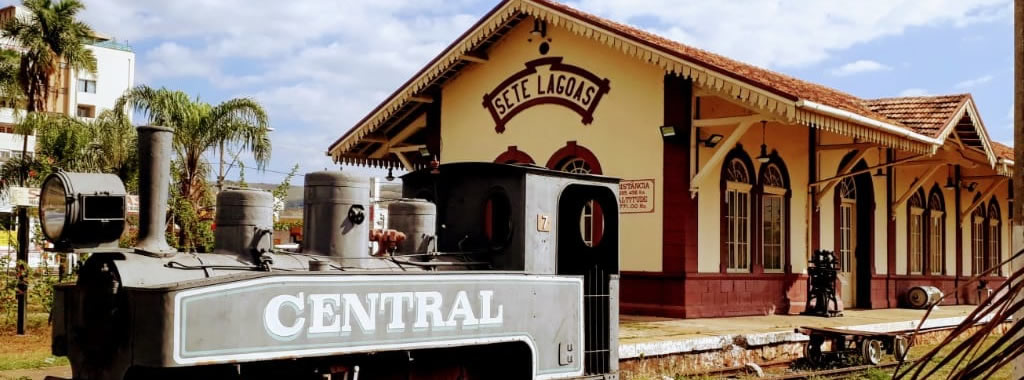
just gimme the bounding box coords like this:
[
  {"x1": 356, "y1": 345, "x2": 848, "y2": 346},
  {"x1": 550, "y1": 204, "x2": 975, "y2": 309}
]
[
  {"x1": 804, "y1": 335, "x2": 825, "y2": 366},
  {"x1": 861, "y1": 339, "x2": 882, "y2": 365},
  {"x1": 892, "y1": 336, "x2": 909, "y2": 361}
]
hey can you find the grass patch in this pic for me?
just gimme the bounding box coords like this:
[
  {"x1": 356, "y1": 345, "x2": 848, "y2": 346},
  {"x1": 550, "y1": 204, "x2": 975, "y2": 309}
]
[
  {"x1": 0, "y1": 311, "x2": 67, "y2": 371},
  {"x1": 878, "y1": 335, "x2": 1013, "y2": 380}
]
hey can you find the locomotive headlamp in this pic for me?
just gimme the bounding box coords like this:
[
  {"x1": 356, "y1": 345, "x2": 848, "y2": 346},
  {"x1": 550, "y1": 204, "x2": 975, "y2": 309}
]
[{"x1": 39, "y1": 171, "x2": 127, "y2": 249}]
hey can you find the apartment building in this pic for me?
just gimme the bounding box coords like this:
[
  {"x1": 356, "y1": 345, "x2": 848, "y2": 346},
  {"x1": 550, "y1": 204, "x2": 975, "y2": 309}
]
[{"x1": 0, "y1": 4, "x2": 135, "y2": 213}]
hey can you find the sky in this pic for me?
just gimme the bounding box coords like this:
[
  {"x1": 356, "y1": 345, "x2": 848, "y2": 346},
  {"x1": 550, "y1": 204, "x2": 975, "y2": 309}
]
[{"x1": 71, "y1": 0, "x2": 1015, "y2": 184}]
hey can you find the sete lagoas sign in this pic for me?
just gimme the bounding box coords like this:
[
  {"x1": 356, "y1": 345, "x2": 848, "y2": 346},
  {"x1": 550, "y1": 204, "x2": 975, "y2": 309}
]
[{"x1": 482, "y1": 57, "x2": 610, "y2": 133}]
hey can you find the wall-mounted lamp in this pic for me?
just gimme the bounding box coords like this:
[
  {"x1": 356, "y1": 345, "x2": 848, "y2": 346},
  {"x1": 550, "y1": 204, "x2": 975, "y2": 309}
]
[
  {"x1": 418, "y1": 146, "x2": 431, "y2": 158},
  {"x1": 965, "y1": 182, "x2": 979, "y2": 192},
  {"x1": 697, "y1": 133, "x2": 724, "y2": 148},
  {"x1": 755, "y1": 120, "x2": 770, "y2": 163},
  {"x1": 530, "y1": 19, "x2": 547, "y2": 38},
  {"x1": 386, "y1": 168, "x2": 395, "y2": 181},
  {"x1": 659, "y1": 125, "x2": 677, "y2": 138},
  {"x1": 944, "y1": 177, "x2": 957, "y2": 190}
]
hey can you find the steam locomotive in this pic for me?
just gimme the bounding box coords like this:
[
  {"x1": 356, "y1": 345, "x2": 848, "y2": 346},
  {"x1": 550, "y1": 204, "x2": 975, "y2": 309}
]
[{"x1": 42, "y1": 126, "x2": 620, "y2": 380}]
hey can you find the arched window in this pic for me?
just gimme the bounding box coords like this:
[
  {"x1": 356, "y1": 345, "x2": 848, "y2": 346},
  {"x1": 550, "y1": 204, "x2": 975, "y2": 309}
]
[
  {"x1": 837, "y1": 177, "x2": 856, "y2": 274},
  {"x1": 927, "y1": 188, "x2": 944, "y2": 275},
  {"x1": 722, "y1": 149, "x2": 754, "y2": 272},
  {"x1": 972, "y1": 198, "x2": 986, "y2": 275},
  {"x1": 987, "y1": 199, "x2": 1001, "y2": 276},
  {"x1": 547, "y1": 142, "x2": 603, "y2": 247},
  {"x1": 560, "y1": 158, "x2": 593, "y2": 174},
  {"x1": 494, "y1": 145, "x2": 535, "y2": 165},
  {"x1": 758, "y1": 158, "x2": 789, "y2": 273},
  {"x1": 907, "y1": 190, "x2": 925, "y2": 275}
]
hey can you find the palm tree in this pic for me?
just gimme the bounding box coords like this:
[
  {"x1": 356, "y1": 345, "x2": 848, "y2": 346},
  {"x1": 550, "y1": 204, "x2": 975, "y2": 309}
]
[
  {"x1": 114, "y1": 85, "x2": 271, "y2": 248},
  {"x1": 88, "y1": 109, "x2": 138, "y2": 191},
  {"x1": 0, "y1": 49, "x2": 22, "y2": 107},
  {"x1": 3, "y1": 0, "x2": 98, "y2": 173},
  {"x1": 0, "y1": 112, "x2": 97, "y2": 193}
]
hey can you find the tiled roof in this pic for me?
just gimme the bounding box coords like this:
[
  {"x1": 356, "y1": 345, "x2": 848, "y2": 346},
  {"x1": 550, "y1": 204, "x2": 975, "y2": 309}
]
[
  {"x1": 992, "y1": 142, "x2": 1014, "y2": 161},
  {"x1": 331, "y1": 0, "x2": 1014, "y2": 163},
  {"x1": 533, "y1": 0, "x2": 901, "y2": 126},
  {"x1": 862, "y1": 94, "x2": 970, "y2": 138}
]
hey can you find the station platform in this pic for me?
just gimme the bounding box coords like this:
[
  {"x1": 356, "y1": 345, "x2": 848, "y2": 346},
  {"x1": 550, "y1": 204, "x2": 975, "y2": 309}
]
[
  {"x1": 618, "y1": 305, "x2": 980, "y2": 372},
  {"x1": 0, "y1": 306, "x2": 983, "y2": 380}
]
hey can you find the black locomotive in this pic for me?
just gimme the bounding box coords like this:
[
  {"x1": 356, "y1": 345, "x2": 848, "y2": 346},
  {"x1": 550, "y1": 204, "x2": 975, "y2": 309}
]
[{"x1": 43, "y1": 126, "x2": 620, "y2": 380}]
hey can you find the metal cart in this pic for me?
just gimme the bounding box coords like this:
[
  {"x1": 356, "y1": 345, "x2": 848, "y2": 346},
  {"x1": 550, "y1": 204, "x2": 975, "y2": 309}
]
[{"x1": 796, "y1": 326, "x2": 910, "y2": 366}]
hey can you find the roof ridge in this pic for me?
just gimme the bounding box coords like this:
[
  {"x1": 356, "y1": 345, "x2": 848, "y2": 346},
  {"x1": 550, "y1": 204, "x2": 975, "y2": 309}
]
[
  {"x1": 865, "y1": 93, "x2": 972, "y2": 102},
  {"x1": 530, "y1": 0, "x2": 904, "y2": 126}
]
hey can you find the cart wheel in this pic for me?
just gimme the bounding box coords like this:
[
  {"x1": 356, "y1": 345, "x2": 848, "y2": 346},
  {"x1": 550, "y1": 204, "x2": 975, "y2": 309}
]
[
  {"x1": 805, "y1": 335, "x2": 824, "y2": 366},
  {"x1": 861, "y1": 339, "x2": 882, "y2": 365},
  {"x1": 893, "y1": 336, "x2": 909, "y2": 361}
]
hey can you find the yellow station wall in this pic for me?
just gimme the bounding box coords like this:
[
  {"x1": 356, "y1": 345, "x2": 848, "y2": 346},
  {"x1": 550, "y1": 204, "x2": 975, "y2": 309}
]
[
  {"x1": 439, "y1": 18, "x2": 666, "y2": 272},
  {"x1": 815, "y1": 133, "x2": 890, "y2": 276},
  {"x1": 694, "y1": 96, "x2": 810, "y2": 274},
  {"x1": 430, "y1": 15, "x2": 1012, "y2": 279}
]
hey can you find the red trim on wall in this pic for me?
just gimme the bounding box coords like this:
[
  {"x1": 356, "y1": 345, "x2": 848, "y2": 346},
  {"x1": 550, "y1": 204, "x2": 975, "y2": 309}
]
[
  {"x1": 954, "y1": 165, "x2": 963, "y2": 304},
  {"x1": 620, "y1": 271, "x2": 805, "y2": 318},
  {"x1": 545, "y1": 141, "x2": 604, "y2": 174},
  {"x1": 494, "y1": 145, "x2": 535, "y2": 164},
  {"x1": 662, "y1": 75, "x2": 696, "y2": 275}
]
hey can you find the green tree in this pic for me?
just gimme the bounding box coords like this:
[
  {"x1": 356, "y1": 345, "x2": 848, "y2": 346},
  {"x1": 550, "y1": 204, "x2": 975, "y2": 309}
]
[
  {"x1": 0, "y1": 49, "x2": 22, "y2": 107},
  {"x1": 88, "y1": 109, "x2": 138, "y2": 191},
  {"x1": 114, "y1": 85, "x2": 271, "y2": 248},
  {"x1": 2, "y1": 0, "x2": 98, "y2": 182}
]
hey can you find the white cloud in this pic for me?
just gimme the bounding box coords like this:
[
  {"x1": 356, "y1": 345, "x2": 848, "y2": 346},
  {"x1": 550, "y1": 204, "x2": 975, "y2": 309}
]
[
  {"x1": 75, "y1": 0, "x2": 480, "y2": 182},
  {"x1": 830, "y1": 60, "x2": 891, "y2": 76},
  {"x1": 567, "y1": 0, "x2": 1009, "y2": 68},
  {"x1": 954, "y1": 74, "x2": 994, "y2": 89},
  {"x1": 898, "y1": 88, "x2": 931, "y2": 97},
  {"x1": 73, "y1": 0, "x2": 1011, "y2": 183},
  {"x1": 141, "y1": 42, "x2": 217, "y2": 79}
]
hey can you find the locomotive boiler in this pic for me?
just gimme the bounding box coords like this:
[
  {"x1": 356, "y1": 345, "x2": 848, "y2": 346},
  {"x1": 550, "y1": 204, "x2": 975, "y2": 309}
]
[{"x1": 44, "y1": 126, "x2": 621, "y2": 380}]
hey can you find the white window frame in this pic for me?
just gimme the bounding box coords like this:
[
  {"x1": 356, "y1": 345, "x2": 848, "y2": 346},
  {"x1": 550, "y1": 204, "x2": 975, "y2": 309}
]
[
  {"x1": 973, "y1": 214, "x2": 986, "y2": 275},
  {"x1": 839, "y1": 200, "x2": 854, "y2": 273},
  {"x1": 928, "y1": 210, "x2": 943, "y2": 275},
  {"x1": 761, "y1": 185, "x2": 786, "y2": 273},
  {"x1": 988, "y1": 216, "x2": 1000, "y2": 276},
  {"x1": 909, "y1": 207, "x2": 924, "y2": 275},
  {"x1": 725, "y1": 181, "x2": 752, "y2": 272}
]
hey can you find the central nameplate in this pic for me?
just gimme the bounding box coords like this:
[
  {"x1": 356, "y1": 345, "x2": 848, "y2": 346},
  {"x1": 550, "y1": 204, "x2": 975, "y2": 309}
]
[{"x1": 172, "y1": 274, "x2": 583, "y2": 377}]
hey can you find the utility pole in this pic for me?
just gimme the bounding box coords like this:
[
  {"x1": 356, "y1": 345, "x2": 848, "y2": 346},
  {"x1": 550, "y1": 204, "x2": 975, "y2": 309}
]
[
  {"x1": 1013, "y1": 0, "x2": 1023, "y2": 378},
  {"x1": 15, "y1": 204, "x2": 27, "y2": 335}
]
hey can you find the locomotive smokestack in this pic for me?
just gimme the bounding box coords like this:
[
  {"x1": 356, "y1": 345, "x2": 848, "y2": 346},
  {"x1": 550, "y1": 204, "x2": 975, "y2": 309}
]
[{"x1": 135, "y1": 126, "x2": 176, "y2": 255}]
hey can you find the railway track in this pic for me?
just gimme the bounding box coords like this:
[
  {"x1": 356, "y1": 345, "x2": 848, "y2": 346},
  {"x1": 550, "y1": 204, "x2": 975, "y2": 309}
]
[{"x1": 762, "y1": 361, "x2": 903, "y2": 380}]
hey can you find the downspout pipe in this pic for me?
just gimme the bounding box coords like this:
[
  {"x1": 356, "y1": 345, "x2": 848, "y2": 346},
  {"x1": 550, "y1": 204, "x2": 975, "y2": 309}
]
[{"x1": 795, "y1": 100, "x2": 943, "y2": 148}]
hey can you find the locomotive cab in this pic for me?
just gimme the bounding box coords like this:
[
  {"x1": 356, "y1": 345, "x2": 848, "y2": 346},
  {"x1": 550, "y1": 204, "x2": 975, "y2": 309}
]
[{"x1": 403, "y1": 162, "x2": 621, "y2": 375}]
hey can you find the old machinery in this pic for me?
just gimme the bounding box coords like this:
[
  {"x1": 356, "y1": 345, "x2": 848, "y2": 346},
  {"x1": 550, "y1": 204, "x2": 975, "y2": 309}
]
[
  {"x1": 802, "y1": 250, "x2": 842, "y2": 318},
  {"x1": 46, "y1": 127, "x2": 621, "y2": 380}
]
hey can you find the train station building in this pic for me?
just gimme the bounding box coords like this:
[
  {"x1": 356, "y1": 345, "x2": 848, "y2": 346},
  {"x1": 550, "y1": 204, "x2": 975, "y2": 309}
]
[{"x1": 327, "y1": 0, "x2": 1014, "y2": 318}]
